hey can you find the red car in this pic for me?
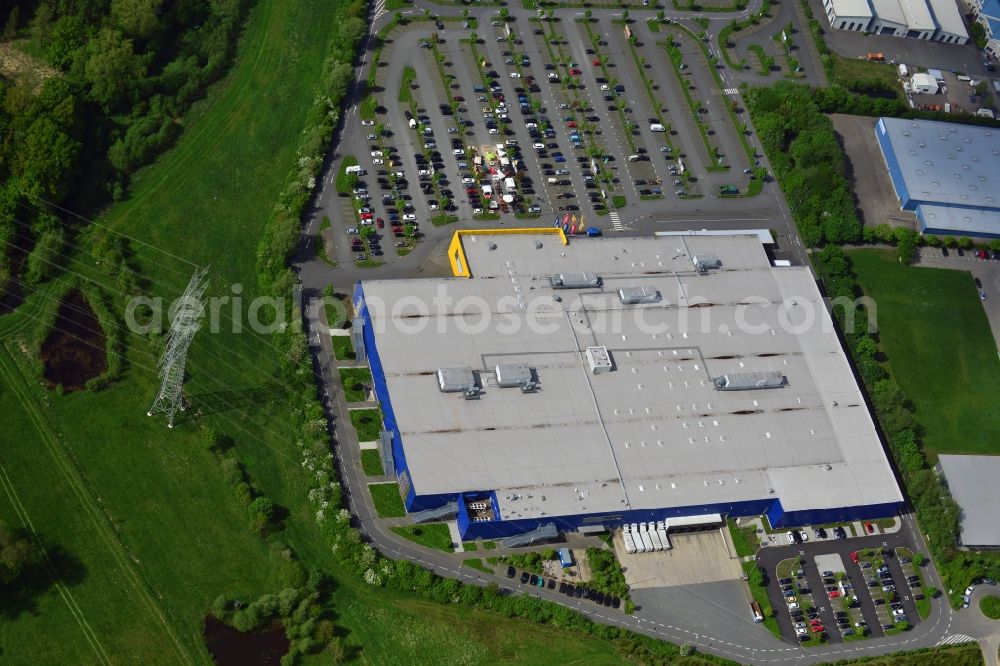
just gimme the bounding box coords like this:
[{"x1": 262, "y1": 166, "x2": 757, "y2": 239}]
[
  {"x1": 360, "y1": 212, "x2": 373, "y2": 220},
  {"x1": 828, "y1": 590, "x2": 839, "y2": 598},
  {"x1": 376, "y1": 218, "x2": 384, "y2": 228},
  {"x1": 864, "y1": 521, "x2": 874, "y2": 534},
  {"x1": 978, "y1": 249, "x2": 988, "y2": 259},
  {"x1": 810, "y1": 624, "x2": 824, "y2": 633},
  {"x1": 567, "y1": 121, "x2": 577, "y2": 128},
  {"x1": 454, "y1": 95, "x2": 465, "y2": 102},
  {"x1": 591, "y1": 58, "x2": 601, "y2": 66},
  {"x1": 569, "y1": 68, "x2": 582, "y2": 75},
  {"x1": 850, "y1": 551, "x2": 860, "y2": 564}
]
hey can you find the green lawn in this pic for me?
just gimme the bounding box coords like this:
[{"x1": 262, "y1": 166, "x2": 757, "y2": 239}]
[
  {"x1": 390, "y1": 524, "x2": 454, "y2": 552},
  {"x1": 829, "y1": 53, "x2": 905, "y2": 101},
  {"x1": 0, "y1": 0, "x2": 350, "y2": 660},
  {"x1": 742, "y1": 561, "x2": 780, "y2": 638},
  {"x1": 350, "y1": 408, "x2": 383, "y2": 441},
  {"x1": 369, "y1": 482, "x2": 406, "y2": 518},
  {"x1": 340, "y1": 367, "x2": 373, "y2": 402},
  {"x1": 728, "y1": 518, "x2": 758, "y2": 557},
  {"x1": 980, "y1": 595, "x2": 1000, "y2": 620},
  {"x1": 331, "y1": 335, "x2": 355, "y2": 360},
  {"x1": 399, "y1": 65, "x2": 417, "y2": 105},
  {"x1": 464, "y1": 557, "x2": 494, "y2": 573},
  {"x1": 850, "y1": 250, "x2": 1000, "y2": 458},
  {"x1": 360, "y1": 448, "x2": 384, "y2": 476}
]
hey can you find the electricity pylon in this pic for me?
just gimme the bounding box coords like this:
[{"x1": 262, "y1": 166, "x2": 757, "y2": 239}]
[{"x1": 147, "y1": 267, "x2": 209, "y2": 427}]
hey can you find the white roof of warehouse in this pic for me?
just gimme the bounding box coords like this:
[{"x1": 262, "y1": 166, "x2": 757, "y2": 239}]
[
  {"x1": 898, "y1": 0, "x2": 936, "y2": 30},
  {"x1": 927, "y1": 0, "x2": 969, "y2": 37},
  {"x1": 937, "y1": 455, "x2": 1000, "y2": 547},
  {"x1": 360, "y1": 234, "x2": 902, "y2": 521},
  {"x1": 872, "y1": 0, "x2": 908, "y2": 24},
  {"x1": 878, "y1": 117, "x2": 1000, "y2": 211},
  {"x1": 832, "y1": 0, "x2": 874, "y2": 17}
]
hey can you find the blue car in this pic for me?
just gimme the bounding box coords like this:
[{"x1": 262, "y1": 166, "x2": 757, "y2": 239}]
[
  {"x1": 554, "y1": 155, "x2": 566, "y2": 163},
  {"x1": 586, "y1": 227, "x2": 601, "y2": 237}
]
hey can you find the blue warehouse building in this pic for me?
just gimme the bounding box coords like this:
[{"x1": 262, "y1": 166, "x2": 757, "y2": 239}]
[
  {"x1": 353, "y1": 231, "x2": 904, "y2": 541},
  {"x1": 875, "y1": 116, "x2": 1000, "y2": 238}
]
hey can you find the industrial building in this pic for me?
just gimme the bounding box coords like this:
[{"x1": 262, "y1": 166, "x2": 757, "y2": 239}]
[
  {"x1": 823, "y1": 0, "x2": 969, "y2": 43},
  {"x1": 973, "y1": 0, "x2": 1000, "y2": 58},
  {"x1": 353, "y1": 230, "x2": 904, "y2": 541},
  {"x1": 875, "y1": 116, "x2": 1000, "y2": 238},
  {"x1": 936, "y1": 455, "x2": 1000, "y2": 549}
]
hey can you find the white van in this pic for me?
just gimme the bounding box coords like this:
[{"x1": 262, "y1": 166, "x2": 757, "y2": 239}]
[
  {"x1": 649, "y1": 123, "x2": 665, "y2": 132},
  {"x1": 627, "y1": 154, "x2": 640, "y2": 162},
  {"x1": 345, "y1": 165, "x2": 364, "y2": 175}
]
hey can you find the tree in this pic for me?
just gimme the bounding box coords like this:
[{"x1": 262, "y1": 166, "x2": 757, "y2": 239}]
[
  {"x1": 748, "y1": 566, "x2": 764, "y2": 587},
  {"x1": 585, "y1": 8, "x2": 593, "y2": 21},
  {"x1": 13, "y1": 115, "x2": 81, "y2": 201},
  {"x1": 0, "y1": 521, "x2": 36, "y2": 584},
  {"x1": 622, "y1": 10, "x2": 630, "y2": 22},
  {"x1": 403, "y1": 223, "x2": 416, "y2": 238},
  {"x1": 657, "y1": 10, "x2": 666, "y2": 22},
  {"x1": 84, "y1": 28, "x2": 147, "y2": 112},
  {"x1": 30, "y1": 2, "x2": 55, "y2": 46},
  {"x1": 957, "y1": 236, "x2": 974, "y2": 249},
  {"x1": 3, "y1": 6, "x2": 19, "y2": 40},
  {"x1": 112, "y1": 0, "x2": 163, "y2": 40}
]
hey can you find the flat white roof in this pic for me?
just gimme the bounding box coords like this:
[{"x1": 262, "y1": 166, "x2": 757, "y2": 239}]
[
  {"x1": 872, "y1": 0, "x2": 908, "y2": 25},
  {"x1": 361, "y1": 234, "x2": 902, "y2": 521},
  {"x1": 927, "y1": 0, "x2": 969, "y2": 36},
  {"x1": 937, "y1": 455, "x2": 1000, "y2": 547},
  {"x1": 899, "y1": 0, "x2": 936, "y2": 29},
  {"x1": 832, "y1": 0, "x2": 874, "y2": 17}
]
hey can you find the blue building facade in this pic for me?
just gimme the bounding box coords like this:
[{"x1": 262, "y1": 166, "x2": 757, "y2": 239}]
[
  {"x1": 353, "y1": 283, "x2": 903, "y2": 540},
  {"x1": 875, "y1": 117, "x2": 1000, "y2": 238}
]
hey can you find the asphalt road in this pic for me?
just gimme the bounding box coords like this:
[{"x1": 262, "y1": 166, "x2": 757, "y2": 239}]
[{"x1": 289, "y1": 1, "x2": 999, "y2": 663}]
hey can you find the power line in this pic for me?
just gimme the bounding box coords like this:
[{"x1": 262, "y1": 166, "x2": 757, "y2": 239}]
[{"x1": 147, "y1": 267, "x2": 209, "y2": 428}]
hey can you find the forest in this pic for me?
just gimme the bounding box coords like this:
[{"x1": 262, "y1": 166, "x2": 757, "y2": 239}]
[{"x1": 0, "y1": 0, "x2": 253, "y2": 303}]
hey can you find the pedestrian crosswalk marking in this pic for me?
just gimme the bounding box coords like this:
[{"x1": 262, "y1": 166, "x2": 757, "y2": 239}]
[
  {"x1": 937, "y1": 634, "x2": 976, "y2": 646},
  {"x1": 723, "y1": 88, "x2": 739, "y2": 95},
  {"x1": 609, "y1": 210, "x2": 624, "y2": 231}
]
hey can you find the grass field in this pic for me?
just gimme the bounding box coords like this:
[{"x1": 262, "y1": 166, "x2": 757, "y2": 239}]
[
  {"x1": 464, "y1": 557, "x2": 494, "y2": 573},
  {"x1": 331, "y1": 335, "x2": 355, "y2": 360},
  {"x1": 391, "y1": 524, "x2": 454, "y2": 552},
  {"x1": 0, "y1": 1, "x2": 349, "y2": 661},
  {"x1": 728, "y1": 518, "x2": 758, "y2": 557},
  {"x1": 339, "y1": 367, "x2": 373, "y2": 402},
  {"x1": 350, "y1": 408, "x2": 383, "y2": 441},
  {"x1": 829, "y1": 53, "x2": 905, "y2": 101},
  {"x1": 369, "y1": 483, "x2": 406, "y2": 518},
  {"x1": 850, "y1": 250, "x2": 1000, "y2": 458},
  {"x1": 360, "y1": 448, "x2": 384, "y2": 476}
]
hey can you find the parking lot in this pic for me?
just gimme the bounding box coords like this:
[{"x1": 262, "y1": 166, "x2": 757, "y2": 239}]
[
  {"x1": 758, "y1": 527, "x2": 929, "y2": 646},
  {"x1": 330, "y1": 13, "x2": 778, "y2": 268}
]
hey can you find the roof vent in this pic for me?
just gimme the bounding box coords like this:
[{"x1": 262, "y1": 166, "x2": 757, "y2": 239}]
[
  {"x1": 712, "y1": 371, "x2": 786, "y2": 391},
  {"x1": 437, "y1": 367, "x2": 477, "y2": 393},
  {"x1": 692, "y1": 255, "x2": 722, "y2": 272},
  {"x1": 618, "y1": 286, "x2": 660, "y2": 304},
  {"x1": 495, "y1": 362, "x2": 534, "y2": 388},
  {"x1": 585, "y1": 346, "x2": 613, "y2": 374},
  {"x1": 550, "y1": 272, "x2": 601, "y2": 289}
]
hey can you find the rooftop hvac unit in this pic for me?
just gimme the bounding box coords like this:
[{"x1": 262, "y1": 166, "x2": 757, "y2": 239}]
[
  {"x1": 712, "y1": 371, "x2": 786, "y2": 391},
  {"x1": 618, "y1": 285, "x2": 660, "y2": 305},
  {"x1": 586, "y1": 346, "x2": 613, "y2": 374},
  {"x1": 437, "y1": 367, "x2": 477, "y2": 393},
  {"x1": 495, "y1": 362, "x2": 533, "y2": 388},
  {"x1": 692, "y1": 254, "x2": 722, "y2": 272},
  {"x1": 549, "y1": 271, "x2": 601, "y2": 289}
]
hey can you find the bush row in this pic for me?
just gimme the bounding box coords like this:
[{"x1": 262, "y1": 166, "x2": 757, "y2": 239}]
[{"x1": 254, "y1": 0, "x2": 368, "y2": 293}]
